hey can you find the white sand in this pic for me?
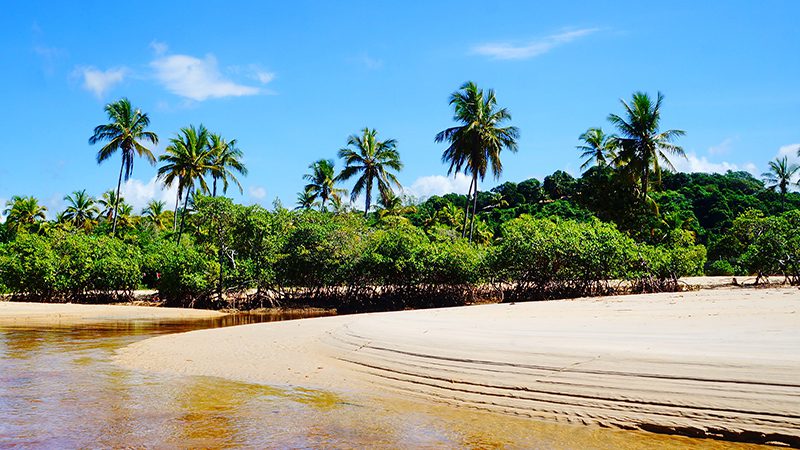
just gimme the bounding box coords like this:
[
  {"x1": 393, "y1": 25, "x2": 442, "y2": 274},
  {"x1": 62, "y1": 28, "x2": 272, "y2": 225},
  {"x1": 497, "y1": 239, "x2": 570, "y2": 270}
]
[
  {"x1": 0, "y1": 301, "x2": 224, "y2": 325},
  {"x1": 115, "y1": 287, "x2": 800, "y2": 444}
]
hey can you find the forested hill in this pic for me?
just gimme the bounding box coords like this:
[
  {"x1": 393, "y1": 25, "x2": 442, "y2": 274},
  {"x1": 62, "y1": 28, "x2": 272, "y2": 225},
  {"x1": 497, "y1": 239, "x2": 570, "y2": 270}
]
[{"x1": 409, "y1": 168, "x2": 799, "y2": 276}]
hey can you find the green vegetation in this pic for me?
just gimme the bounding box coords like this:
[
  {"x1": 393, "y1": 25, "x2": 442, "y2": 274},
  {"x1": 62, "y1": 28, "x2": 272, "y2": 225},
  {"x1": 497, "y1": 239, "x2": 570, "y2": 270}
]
[{"x1": 0, "y1": 85, "x2": 798, "y2": 310}]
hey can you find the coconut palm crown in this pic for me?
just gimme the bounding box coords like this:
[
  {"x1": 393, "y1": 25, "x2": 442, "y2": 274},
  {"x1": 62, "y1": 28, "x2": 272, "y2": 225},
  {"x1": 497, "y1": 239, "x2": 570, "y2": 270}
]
[
  {"x1": 435, "y1": 81, "x2": 519, "y2": 241},
  {"x1": 762, "y1": 156, "x2": 800, "y2": 211},
  {"x1": 157, "y1": 124, "x2": 213, "y2": 240},
  {"x1": 303, "y1": 159, "x2": 346, "y2": 211},
  {"x1": 207, "y1": 133, "x2": 248, "y2": 196},
  {"x1": 608, "y1": 91, "x2": 685, "y2": 199},
  {"x1": 62, "y1": 190, "x2": 99, "y2": 230},
  {"x1": 88, "y1": 98, "x2": 158, "y2": 235},
  {"x1": 336, "y1": 128, "x2": 403, "y2": 217}
]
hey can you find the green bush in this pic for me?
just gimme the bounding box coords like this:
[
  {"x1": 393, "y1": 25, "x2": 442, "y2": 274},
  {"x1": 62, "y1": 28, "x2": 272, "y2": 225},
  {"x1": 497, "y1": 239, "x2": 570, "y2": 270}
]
[
  {"x1": 0, "y1": 233, "x2": 57, "y2": 298},
  {"x1": 142, "y1": 239, "x2": 218, "y2": 307},
  {"x1": 707, "y1": 259, "x2": 735, "y2": 276}
]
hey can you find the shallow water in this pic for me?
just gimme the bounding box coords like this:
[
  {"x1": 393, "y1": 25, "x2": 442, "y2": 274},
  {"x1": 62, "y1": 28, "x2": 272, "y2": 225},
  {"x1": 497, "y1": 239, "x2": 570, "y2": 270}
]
[{"x1": 0, "y1": 312, "x2": 772, "y2": 448}]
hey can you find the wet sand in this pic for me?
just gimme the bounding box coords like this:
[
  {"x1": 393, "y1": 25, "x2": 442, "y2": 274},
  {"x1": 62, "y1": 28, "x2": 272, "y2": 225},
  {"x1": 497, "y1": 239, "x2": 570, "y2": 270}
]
[
  {"x1": 115, "y1": 287, "x2": 800, "y2": 446},
  {"x1": 0, "y1": 301, "x2": 224, "y2": 325}
]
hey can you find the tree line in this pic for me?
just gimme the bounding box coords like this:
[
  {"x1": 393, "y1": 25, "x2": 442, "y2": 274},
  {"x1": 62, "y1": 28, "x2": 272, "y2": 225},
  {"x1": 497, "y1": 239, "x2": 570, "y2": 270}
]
[{"x1": 0, "y1": 83, "x2": 798, "y2": 310}]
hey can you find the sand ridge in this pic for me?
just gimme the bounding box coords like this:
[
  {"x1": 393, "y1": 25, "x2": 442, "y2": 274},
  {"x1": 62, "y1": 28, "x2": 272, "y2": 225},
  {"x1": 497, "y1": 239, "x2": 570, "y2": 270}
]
[{"x1": 114, "y1": 287, "x2": 800, "y2": 446}]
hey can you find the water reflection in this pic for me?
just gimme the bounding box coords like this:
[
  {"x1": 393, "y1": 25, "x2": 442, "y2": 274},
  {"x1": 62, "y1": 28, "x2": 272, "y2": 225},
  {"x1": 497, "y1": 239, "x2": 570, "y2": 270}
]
[{"x1": 0, "y1": 312, "x2": 771, "y2": 449}]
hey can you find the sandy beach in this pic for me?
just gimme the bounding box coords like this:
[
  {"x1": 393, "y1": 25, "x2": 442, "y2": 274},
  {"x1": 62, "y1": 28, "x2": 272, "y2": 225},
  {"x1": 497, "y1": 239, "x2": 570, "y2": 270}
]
[
  {"x1": 112, "y1": 287, "x2": 800, "y2": 445},
  {"x1": 0, "y1": 301, "x2": 224, "y2": 325}
]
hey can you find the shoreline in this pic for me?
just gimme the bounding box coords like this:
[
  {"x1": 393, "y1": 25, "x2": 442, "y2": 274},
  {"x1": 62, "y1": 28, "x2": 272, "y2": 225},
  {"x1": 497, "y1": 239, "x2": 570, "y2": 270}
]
[
  {"x1": 0, "y1": 301, "x2": 224, "y2": 326},
  {"x1": 114, "y1": 287, "x2": 800, "y2": 446}
]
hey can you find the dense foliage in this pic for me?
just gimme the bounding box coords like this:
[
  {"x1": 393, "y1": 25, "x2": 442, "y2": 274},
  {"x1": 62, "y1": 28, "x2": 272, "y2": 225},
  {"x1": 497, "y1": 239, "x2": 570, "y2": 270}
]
[{"x1": 1, "y1": 90, "x2": 797, "y2": 311}]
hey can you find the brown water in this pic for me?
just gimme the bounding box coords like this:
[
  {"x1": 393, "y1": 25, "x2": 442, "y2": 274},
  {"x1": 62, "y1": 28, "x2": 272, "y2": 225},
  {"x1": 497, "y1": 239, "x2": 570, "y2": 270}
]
[{"x1": 0, "y1": 313, "x2": 774, "y2": 449}]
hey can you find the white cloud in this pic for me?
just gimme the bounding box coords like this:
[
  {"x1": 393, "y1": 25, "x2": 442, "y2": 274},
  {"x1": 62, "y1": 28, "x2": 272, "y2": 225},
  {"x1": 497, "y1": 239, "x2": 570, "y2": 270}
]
[
  {"x1": 119, "y1": 176, "x2": 179, "y2": 213},
  {"x1": 248, "y1": 185, "x2": 267, "y2": 200},
  {"x1": 708, "y1": 137, "x2": 735, "y2": 156},
  {"x1": 672, "y1": 153, "x2": 757, "y2": 175},
  {"x1": 151, "y1": 53, "x2": 261, "y2": 101},
  {"x1": 776, "y1": 143, "x2": 800, "y2": 159},
  {"x1": 76, "y1": 66, "x2": 128, "y2": 98},
  {"x1": 403, "y1": 173, "x2": 473, "y2": 199},
  {"x1": 472, "y1": 28, "x2": 599, "y2": 60}
]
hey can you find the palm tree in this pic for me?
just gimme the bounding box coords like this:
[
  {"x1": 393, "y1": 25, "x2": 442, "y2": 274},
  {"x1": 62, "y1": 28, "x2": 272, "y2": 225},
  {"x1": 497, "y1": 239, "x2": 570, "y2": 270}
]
[
  {"x1": 141, "y1": 199, "x2": 168, "y2": 230},
  {"x1": 303, "y1": 159, "x2": 345, "y2": 211},
  {"x1": 295, "y1": 189, "x2": 318, "y2": 210},
  {"x1": 88, "y1": 98, "x2": 158, "y2": 235},
  {"x1": 62, "y1": 190, "x2": 99, "y2": 230},
  {"x1": 577, "y1": 127, "x2": 617, "y2": 171},
  {"x1": 336, "y1": 128, "x2": 403, "y2": 218},
  {"x1": 98, "y1": 190, "x2": 121, "y2": 221},
  {"x1": 158, "y1": 124, "x2": 213, "y2": 242},
  {"x1": 762, "y1": 156, "x2": 799, "y2": 212},
  {"x1": 377, "y1": 191, "x2": 416, "y2": 218},
  {"x1": 207, "y1": 133, "x2": 248, "y2": 196},
  {"x1": 435, "y1": 81, "x2": 519, "y2": 241},
  {"x1": 3, "y1": 196, "x2": 47, "y2": 234},
  {"x1": 115, "y1": 203, "x2": 136, "y2": 230},
  {"x1": 607, "y1": 91, "x2": 685, "y2": 200}
]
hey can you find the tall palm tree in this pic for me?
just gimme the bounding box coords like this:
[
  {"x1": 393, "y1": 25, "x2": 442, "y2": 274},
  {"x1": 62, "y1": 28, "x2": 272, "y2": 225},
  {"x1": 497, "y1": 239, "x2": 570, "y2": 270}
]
[
  {"x1": 88, "y1": 98, "x2": 158, "y2": 235},
  {"x1": 577, "y1": 127, "x2": 617, "y2": 171},
  {"x1": 608, "y1": 91, "x2": 685, "y2": 200},
  {"x1": 3, "y1": 196, "x2": 47, "y2": 234},
  {"x1": 141, "y1": 199, "x2": 168, "y2": 230},
  {"x1": 207, "y1": 133, "x2": 248, "y2": 196},
  {"x1": 762, "y1": 156, "x2": 799, "y2": 212},
  {"x1": 158, "y1": 124, "x2": 213, "y2": 242},
  {"x1": 435, "y1": 81, "x2": 519, "y2": 241},
  {"x1": 295, "y1": 189, "x2": 318, "y2": 210},
  {"x1": 303, "y1": 159, "x2": 345, "y2": 211},
  {"x1": 62, "y1": 190, "x2": 99, "y2": 230},
  {"x1": 97, "y1": 190, "x2": 121, "y2": 221},
  {"x1": 336, "y1": 128, "x2": 403, "y2": 218}
]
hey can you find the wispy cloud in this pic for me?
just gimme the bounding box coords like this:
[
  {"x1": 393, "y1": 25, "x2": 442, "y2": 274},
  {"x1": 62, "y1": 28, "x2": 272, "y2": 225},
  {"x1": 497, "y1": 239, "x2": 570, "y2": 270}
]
[
  {"x1": 350, "y1": 53, "x2": 383, "y2": 70},
  {"x1": 708, "y1": 137, "x2": 736, "y2": 156},
  {"x1": 150, "y1": 40, "x2": 168, "y2": 56},
  {"x1": 150, "y1": 52, "x2": 262, "y2": 101},
  {"x1": 248, "y1": 185, "x2": 267, "y2": 200},
  {"x1": 403, "y1": 173, "x2": 473, "y2": 200},
  {"x1": 472, "y1": 28, "x2": 599, "y2": 60},
  {"x1": 75, "y1": 66, "x2": 128, "y2": 98}
]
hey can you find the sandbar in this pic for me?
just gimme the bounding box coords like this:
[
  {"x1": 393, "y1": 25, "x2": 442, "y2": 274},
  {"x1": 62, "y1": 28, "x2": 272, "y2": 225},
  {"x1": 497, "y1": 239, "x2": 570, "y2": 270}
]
[{"x1": 115, "y1": 287, "x2": 800, "y2": 445}]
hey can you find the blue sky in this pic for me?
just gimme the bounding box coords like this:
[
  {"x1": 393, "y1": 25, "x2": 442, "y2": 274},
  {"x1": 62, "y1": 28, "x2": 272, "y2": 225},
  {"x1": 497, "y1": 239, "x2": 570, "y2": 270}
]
[{"x1": 1, "y1": 1, "x2": 798, "y2": 216}]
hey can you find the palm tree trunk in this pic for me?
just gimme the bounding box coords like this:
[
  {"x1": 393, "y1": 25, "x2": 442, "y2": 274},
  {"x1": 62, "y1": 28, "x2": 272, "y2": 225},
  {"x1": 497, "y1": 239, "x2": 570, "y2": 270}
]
[
  {"x1": 781, "y1": 190, "x2": 786, "y2": 213},
  {"x1": 212, "y1": 176, "x2": 218, "y2": 197},
  {"x1": 173, "y1": 186, "x2": 182, "y2": 232},
  {"x1": 469, "y1": 173, "x2": 479, "y2": 242},
  {"x1": 364, "y1": 178, "x2": 372, "y2": 218},
  {"x1": 177, "y1": 187, "x2": 191, "y2": 244},
  {"x1": 462, "y1": 177, "x2": 474, "y2": 238},
  {"x1": 642, "y1": 166, "x2": 649, "y2": 200},
  {"x1": 112, "y1": 159, "x2": 124, "y2": 236}
]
